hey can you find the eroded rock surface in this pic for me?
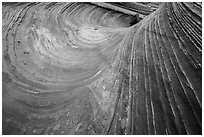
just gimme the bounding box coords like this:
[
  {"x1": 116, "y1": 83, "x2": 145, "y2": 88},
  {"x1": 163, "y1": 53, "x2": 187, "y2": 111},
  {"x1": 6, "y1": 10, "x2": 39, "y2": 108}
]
[{"x1": 2, "y1": 2, "x2": 202, "y2": 135}]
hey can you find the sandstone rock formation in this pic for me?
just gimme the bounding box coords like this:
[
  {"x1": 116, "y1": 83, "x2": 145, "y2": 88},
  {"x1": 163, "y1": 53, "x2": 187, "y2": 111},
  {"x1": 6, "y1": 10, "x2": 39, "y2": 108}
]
[{"x1": 2, "y1": 2, "x2": 202, "y2": 135}]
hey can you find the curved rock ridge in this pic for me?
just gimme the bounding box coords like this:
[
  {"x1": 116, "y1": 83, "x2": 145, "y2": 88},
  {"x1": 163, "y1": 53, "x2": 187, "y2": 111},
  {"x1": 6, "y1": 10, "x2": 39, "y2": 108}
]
[{"x1": 2, "y1": 2, "x2": 202, "y2": 135}]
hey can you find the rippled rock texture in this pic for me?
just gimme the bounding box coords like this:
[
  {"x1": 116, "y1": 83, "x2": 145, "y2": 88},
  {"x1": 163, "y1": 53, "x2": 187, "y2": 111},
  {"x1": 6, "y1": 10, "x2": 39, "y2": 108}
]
[{"x1": 2, "y1": 2, "x2": 202, "y2": 135}]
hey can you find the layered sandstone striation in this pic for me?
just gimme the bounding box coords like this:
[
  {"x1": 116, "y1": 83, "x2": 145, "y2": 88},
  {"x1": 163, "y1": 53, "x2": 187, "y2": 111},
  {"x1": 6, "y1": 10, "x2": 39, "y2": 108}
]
[{"x1": 2, "y1": 2, "x2": 202, "y2": 135}]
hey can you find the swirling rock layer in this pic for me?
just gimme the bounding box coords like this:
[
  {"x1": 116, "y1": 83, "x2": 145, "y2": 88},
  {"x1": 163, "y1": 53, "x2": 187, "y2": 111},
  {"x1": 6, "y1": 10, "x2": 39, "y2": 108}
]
[{"x1": 2, "y1": 2, "x2": 202, "y2": 135}]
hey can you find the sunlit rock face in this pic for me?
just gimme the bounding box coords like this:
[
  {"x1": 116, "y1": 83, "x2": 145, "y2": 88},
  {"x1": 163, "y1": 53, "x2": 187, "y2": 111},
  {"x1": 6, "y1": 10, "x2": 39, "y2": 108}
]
[{"x1": 2, "y1": 2, "x2": 202, "y2": 135}]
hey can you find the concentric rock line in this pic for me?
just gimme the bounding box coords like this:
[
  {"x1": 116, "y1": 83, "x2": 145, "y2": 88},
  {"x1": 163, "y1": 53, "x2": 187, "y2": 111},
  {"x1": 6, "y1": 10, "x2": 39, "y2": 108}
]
[{"x1": 2, "y1": 2, "x2": 202, "y2": 135}]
